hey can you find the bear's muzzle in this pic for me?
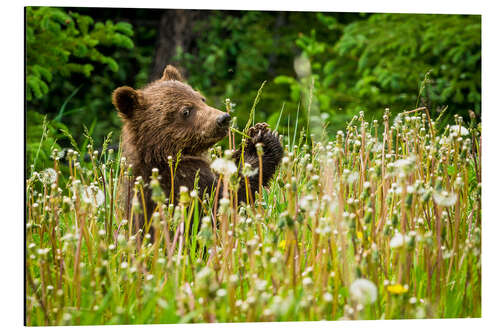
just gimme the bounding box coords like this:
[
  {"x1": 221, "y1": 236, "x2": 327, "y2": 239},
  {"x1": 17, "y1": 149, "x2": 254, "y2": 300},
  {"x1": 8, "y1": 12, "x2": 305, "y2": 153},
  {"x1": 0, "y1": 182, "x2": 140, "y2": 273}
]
[{"x1": 216, "y1": 113, "x2": 231, "y2": 128}]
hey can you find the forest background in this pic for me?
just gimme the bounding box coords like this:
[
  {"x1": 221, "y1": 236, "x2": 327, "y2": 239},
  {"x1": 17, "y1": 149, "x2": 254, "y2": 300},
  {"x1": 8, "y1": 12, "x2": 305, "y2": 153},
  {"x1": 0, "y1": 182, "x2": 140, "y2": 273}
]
[{"x1": 26, "y1": 7, "x2": 481, "y2": 170}]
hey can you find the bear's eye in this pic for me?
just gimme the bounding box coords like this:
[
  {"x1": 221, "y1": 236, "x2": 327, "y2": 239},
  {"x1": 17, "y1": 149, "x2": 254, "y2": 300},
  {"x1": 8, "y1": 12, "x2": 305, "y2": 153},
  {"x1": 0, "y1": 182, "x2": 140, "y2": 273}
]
[{"x1": 182, "y1": 108, "x2": 191, "y2": 118}]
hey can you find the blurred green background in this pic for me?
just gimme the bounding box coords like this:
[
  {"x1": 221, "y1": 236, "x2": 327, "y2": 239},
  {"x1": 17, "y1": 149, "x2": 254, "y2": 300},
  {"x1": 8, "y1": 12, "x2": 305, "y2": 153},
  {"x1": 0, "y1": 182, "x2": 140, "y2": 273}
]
[{"x1": 26, "y1": 7, "x2": 481, "y2": 170}]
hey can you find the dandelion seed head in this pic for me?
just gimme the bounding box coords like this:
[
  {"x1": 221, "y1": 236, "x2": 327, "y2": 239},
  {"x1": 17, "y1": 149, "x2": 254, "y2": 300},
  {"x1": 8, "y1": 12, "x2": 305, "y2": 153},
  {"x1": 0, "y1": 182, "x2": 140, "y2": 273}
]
[
  {"x1": 299, "y1": 194, "x2": 315, "y2": 210},
  {"x1": 450, "y1": 125, "x2": 469, "y2": 136},
  {"x1": 303, "y1": 277, "x2": 313, "y2": 288},
  {"x1": 211, "y1": 158, "x2": 237, "y2": 177},
  {"x1": 117, "y1": 234, "x2": 126, "y2": 244},
  {"x1": 350, "y1": 278, "x2": 377, "y2": 304},
  {"x1": 347, "y1": 171, "x2": 359, "y2": 185},
  {"x1": 219, "y1": 197, "x2": 230, "y2": 209},
  {"x1": 242, "y1": 163, "x2": 258, "y2": 177},
  {"x1": 247, "y1": 295, "x2": 256, "y2": 305},
  {"x1": 216, "y1": 288, "x2": 227, "y2": 298},
  {"x1": 37, "y1": 248, "x2": 50, "y2": 256},
  {"x1": 433, "y1": 190, "x2": 457, "y2": 207},
  {"x1": 81, "y1": 185, "x2": 105, "y2": 207},
  {"x1": 38, "y1": 168, "x2": 58, "y2": 184},
  {"x1": 390, "y1": 233, "x2": 410, "y2": 249}
]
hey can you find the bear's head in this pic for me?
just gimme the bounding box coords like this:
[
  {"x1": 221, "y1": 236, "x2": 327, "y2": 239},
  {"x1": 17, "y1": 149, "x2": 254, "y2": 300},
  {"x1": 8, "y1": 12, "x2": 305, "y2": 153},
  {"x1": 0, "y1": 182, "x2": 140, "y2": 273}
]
[{"x1": 112, "y1": 65, "x2": 231, "y2": 165}]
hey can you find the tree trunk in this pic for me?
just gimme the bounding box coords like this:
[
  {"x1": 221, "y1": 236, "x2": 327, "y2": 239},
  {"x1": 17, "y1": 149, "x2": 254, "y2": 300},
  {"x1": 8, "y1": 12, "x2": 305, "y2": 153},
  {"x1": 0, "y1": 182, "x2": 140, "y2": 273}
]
[{"x1": 149, "y1": 9, "x2": 208, "y2": 81}]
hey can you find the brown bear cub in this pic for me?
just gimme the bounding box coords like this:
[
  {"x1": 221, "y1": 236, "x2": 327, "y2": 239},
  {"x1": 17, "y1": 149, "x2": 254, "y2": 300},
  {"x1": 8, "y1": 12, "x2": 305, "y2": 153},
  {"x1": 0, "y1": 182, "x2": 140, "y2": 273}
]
[{"x1": 112, "y1": 64, "x2": 283, "y2": 227}]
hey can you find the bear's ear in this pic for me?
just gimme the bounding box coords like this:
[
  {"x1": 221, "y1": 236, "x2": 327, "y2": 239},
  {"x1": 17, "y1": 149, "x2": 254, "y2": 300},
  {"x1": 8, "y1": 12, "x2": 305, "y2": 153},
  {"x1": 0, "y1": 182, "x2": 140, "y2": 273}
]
[
  {"x1": 161, "y1": 65, "x2": 184, "y2": 82},
  {"x1": 112, "y1": 86, "x2": 142, "y2": 118}
]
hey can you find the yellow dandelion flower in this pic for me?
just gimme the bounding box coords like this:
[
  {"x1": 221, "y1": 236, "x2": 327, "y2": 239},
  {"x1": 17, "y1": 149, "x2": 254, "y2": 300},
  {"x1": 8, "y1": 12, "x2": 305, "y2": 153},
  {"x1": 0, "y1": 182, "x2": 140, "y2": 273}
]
[
  {"x1": 387, "y1": 284, "x2": 408, "y2": 294},
  {"x1": 357, "y1": 231, "x2": 363, "y2": 241},
  {"x1": 279, "y1": 239, "x2": 302, "y2": 250}
]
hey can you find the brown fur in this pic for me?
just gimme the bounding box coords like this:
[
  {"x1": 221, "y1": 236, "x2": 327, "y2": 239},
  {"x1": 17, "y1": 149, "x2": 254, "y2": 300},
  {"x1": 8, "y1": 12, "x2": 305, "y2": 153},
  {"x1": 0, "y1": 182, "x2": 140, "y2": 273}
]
[{"x1": 112, "y1": 65, "x2": 283, "y2": 228}]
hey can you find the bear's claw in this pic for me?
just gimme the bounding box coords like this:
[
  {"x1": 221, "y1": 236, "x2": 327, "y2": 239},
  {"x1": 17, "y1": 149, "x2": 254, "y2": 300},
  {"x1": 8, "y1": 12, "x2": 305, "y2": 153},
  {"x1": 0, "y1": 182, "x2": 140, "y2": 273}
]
[
  {"x1": 244, "y1": 122, "x2": 283, "y2": 160},
  {"x1": 247, "y1": 122, "x2": 270, "y2": 138}
]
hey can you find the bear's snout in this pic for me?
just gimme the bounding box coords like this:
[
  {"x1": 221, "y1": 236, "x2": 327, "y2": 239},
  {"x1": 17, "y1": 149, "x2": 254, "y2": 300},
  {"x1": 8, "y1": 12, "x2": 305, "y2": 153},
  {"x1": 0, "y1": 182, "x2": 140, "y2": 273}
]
[{"x1": 216, "y1": 113, "x2": 231, "y2": 128}]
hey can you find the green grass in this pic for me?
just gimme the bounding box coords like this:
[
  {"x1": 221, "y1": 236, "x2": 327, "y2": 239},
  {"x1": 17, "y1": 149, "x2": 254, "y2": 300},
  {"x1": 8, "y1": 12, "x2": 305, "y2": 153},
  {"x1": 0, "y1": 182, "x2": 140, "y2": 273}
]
[{"x1": 25, "y1": 109, "x2": 481, "y2": 325}]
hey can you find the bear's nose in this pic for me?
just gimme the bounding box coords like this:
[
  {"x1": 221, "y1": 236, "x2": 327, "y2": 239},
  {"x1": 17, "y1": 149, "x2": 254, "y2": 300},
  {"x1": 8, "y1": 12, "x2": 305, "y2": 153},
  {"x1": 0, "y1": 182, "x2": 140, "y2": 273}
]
[{"x1": 216, "y1": 113, "x2": 231, "y2": 127}]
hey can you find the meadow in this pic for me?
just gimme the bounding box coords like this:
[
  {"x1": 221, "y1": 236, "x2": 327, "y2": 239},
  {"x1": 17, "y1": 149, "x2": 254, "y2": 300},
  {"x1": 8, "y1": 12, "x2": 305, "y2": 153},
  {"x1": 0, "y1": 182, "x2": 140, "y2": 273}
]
[{"x1": 25, "y1": 108, "x2": 481, "y2": 325}]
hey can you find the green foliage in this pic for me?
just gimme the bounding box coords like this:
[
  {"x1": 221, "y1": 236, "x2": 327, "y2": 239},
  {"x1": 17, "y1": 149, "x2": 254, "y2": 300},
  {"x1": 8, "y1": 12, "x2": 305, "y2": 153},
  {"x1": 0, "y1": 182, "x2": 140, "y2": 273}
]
[
  {"x1": 275, "y1": 13, "x2": 481, "y2": 130},
  {"x1": 175, "y1": 12, "x2": 275, "y2": 105},
  {"x1": 26, "y1": 7, "x2": 134, "y2": 101},
  {"x1": 336, "y1": 14, "x2": 481, "y2": 113},
  {"x1": 26, "y1": 111, "x2": 66, "y2": 171},
  {"x1": 177, "y1": 12, "x2": 480, "y2": 139},
  {"x1": 26, "y1": 7, "x2": 156, "y2": 169},
  {"x1": 175, "y1": 11, "x2": 350, "y2": 133}
]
